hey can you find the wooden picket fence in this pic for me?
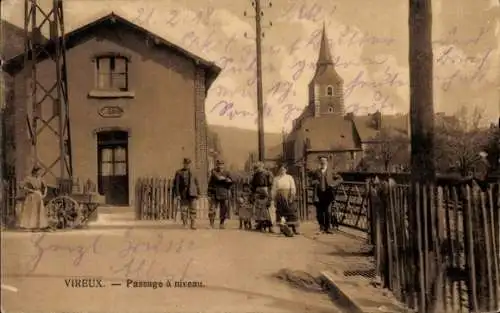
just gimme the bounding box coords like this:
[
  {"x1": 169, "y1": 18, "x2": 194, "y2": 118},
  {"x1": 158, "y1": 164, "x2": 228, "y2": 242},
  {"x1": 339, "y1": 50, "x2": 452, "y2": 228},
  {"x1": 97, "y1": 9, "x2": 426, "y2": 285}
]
[
  {"x1": 0, "y1": 177, "x2": 16, "y2": 227},
  {"x1": 135, "y1": 177, "x2": 252, "y2": 220},
  {"x1": 135, "y1": 174, "x2": 313, "y2": 222},
  {"x1": 370, "y1": 181, "x2": 499, "y2": 313}
]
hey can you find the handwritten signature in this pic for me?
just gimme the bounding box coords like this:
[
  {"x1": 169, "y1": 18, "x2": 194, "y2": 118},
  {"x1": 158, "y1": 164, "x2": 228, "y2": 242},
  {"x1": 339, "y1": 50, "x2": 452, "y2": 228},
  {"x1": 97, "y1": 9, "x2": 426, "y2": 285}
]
[
  {"x1": 25, "y1": 233, "x2": 103, "y2": 273},
  {"x1": 117, "y1": 229, "x2": 194, "y2": 258},
  {"x1": 22, "y1": 230, "x2": 196, "y2": 277},
  {"x1": 110, "y1": 256, "x2": 194, "y2": 280}
]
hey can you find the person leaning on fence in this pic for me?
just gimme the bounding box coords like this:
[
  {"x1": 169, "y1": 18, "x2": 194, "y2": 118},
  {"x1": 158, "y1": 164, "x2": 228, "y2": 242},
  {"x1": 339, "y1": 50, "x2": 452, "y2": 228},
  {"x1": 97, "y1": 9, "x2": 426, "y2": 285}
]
[
  {"x1": 310, "y1": 156, "x2": 343, "y2": 234},
  {"x1": 18, "y1": 165, "x2": 51, "y2": 232},
  {"x1": 271, "y1": 162, "x2": 299, "y2": 237},
  {"x1": 251, "y1": 162, "x2": 274, "y2": 233},
  {"x1": 473, "y1": 151, "x2": 491, "y2": 192},
  {"x1": 207, "y1": 160, "x2": 233, "y2": 229},
  {"x1": 173, "y1": 158, "x2": 200, "y2": 230}
]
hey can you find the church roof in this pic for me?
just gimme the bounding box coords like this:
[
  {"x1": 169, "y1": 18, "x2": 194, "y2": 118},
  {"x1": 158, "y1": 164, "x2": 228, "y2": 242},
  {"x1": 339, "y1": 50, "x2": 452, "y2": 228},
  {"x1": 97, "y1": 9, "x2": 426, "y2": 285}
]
[
  {"x1": 310, "y1": 24, "x2": 343, "y2": 85},
  {"x1": 300, "y1": 115, "x2": 360, "y2": 151}
]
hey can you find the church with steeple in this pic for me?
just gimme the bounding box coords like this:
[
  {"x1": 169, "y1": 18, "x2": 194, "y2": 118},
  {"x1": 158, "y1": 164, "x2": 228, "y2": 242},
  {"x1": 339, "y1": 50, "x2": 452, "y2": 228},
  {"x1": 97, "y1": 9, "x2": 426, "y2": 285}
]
[
  {"x1": 308, "y1": 23, "x2": 345, "y2": 117},
  {"x1": 292, "y1": 24, "x2": 346, "y2": 128},
  {"x1": 281, "y1": 24, "x2": 410, "y2": 172}
]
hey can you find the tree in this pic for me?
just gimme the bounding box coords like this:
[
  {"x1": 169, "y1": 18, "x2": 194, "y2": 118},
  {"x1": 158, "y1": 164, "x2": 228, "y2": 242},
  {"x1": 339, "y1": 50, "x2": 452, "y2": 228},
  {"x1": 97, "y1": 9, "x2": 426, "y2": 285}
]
[
  {"x1": 362, "y1": 128, "x2": 410, "y2": 172},
  {"x1": 434, "y1": 106, "x2": 495, "y2": 175}
]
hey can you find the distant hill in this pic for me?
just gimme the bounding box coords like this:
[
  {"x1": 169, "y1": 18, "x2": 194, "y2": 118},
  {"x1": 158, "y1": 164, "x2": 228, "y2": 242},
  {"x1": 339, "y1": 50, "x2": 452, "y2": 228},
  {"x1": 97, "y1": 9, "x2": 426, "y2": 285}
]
[{"x1": 209, "y1": 125, "x2": 282, "y2": 170}]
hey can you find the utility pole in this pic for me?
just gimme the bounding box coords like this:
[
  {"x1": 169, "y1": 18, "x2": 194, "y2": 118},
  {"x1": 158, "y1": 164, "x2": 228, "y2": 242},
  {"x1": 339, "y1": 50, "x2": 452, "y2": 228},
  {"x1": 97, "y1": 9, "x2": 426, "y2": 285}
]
[
  {"x1": 409, "y1": 1, "x2": 440, "y2": 313},
  {"x1": 244, "y1": 0, "x2": 272, "y2": 162},
  {"x1": 409, "y1": 0, "x2": 435, "y2": 182}
]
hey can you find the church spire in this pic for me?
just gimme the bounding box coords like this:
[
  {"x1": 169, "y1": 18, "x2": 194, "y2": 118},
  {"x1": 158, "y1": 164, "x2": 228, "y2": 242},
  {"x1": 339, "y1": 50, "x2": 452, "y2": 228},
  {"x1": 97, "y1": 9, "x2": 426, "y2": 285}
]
[{"x1": 317, "y1": 22, "x2": 333, "y2": 65}]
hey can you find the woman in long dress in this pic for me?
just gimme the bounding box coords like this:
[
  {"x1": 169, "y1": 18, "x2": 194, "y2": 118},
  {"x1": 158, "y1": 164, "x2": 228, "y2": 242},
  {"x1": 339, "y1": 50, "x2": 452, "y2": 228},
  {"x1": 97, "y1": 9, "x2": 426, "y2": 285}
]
[
  {"x1": 18, "y1": 166, "x2": 50, "y2": 231},
  {"x1": 271, "y1": 162, "x2": 300, "y2": 237}
]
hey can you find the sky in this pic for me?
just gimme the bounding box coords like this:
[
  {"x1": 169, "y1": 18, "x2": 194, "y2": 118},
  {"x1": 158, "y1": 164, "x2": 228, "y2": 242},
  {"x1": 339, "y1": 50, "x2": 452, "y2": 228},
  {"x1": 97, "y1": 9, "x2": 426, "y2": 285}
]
[{"x1": 2, "y1": 0, "x2": 500, "y2": 133}]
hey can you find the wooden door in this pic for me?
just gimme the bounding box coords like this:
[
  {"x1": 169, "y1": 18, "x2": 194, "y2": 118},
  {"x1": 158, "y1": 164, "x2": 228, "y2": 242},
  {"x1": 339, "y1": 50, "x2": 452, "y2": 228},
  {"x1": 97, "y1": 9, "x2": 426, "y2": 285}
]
[{"x1": 98, "y1": 145, "x2": 129, "y2": 205}]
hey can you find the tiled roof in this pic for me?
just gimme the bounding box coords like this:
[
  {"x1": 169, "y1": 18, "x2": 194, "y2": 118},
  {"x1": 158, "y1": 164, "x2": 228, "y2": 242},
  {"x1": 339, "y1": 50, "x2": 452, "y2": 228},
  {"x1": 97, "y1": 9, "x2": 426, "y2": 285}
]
[
  {"x1": 352, "y1": 116, "x2": 379, "y2": 142},
  {"x1": 299, "y1": 115, "x2": 360, "y2": 151},
  {"x1": 2, "y1": 13, "x2": 221, "y2": 90},
  {"x1": 383, "y1": 114, "x2": 410, "y2": 136},
  {"x1": 352, "y1": 113, "x2": 409, "y2": 142},
  {"x1": 1, "y1": 20, "x2": 30, "y2": 60}
]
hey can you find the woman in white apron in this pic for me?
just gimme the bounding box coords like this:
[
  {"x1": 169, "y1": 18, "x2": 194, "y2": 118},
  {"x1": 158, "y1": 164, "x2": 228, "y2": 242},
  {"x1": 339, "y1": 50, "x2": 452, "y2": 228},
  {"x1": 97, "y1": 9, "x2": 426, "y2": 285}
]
[
  {"x1": 271, "y1": 162, "x2": 299, "y2": 236},
  {"x1": 18, "y1": 166, "x2": 50, "y2": 231}
]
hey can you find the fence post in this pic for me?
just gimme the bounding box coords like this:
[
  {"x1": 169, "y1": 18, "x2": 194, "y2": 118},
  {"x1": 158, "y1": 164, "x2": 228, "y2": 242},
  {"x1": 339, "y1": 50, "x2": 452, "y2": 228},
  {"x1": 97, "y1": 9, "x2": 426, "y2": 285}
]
[
  {"x1": 491, "y1": 184, "x2": 500, "y2": 307},
  {"x1": 370, "y1": 180, "x2": 384, "y2": 282},
  {"x1": 377, "y1": 180, "x2": 391, "y2": 289},
  {"x1": 429, "y1": 184, "x2": 445, "y2": 313},
  {"x1": 463, "y1": 185, "x2": 479, "y2": 311},
  {"x1": 368, "y1": 181, "x2": 376, "y2": 246}
]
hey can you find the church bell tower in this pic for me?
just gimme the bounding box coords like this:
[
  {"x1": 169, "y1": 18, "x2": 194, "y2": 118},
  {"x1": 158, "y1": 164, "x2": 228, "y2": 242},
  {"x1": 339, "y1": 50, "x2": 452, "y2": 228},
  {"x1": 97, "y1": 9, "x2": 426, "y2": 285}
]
[{"x1": 308, "y1": 23, "x2": 344, "y2": 117}]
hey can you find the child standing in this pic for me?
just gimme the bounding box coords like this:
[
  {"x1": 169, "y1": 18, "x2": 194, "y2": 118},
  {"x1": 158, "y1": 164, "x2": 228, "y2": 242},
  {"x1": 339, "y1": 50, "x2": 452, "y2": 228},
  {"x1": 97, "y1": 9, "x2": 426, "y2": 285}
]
[{"x1": 237, "y1": 183, "x2": 253, "y2": 230}]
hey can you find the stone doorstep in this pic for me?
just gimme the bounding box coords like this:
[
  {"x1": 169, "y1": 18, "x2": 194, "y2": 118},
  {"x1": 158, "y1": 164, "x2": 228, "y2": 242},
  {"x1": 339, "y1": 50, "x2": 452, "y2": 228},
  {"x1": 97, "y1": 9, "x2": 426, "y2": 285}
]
[
  {"x1": 321, "y1": 270, "x2": 412, "y2": 313},
  {"x1": 87, "y1": 212, "x2": 176, "y2": 228}
]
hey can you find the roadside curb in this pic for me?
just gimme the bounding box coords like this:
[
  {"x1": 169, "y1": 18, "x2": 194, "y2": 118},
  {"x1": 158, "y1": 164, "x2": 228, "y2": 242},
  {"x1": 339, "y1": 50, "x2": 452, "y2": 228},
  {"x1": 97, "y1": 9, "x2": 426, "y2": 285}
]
[{"x1": 320, "y1": 270, "x2": 365, "y2": 313}]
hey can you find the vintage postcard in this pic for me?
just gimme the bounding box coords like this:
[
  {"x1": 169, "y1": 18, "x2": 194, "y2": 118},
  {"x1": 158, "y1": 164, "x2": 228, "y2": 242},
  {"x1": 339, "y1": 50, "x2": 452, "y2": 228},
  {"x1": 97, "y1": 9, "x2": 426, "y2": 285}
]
[{"x1": 1, "y1": 0, "x2": 499, "y2": 312}]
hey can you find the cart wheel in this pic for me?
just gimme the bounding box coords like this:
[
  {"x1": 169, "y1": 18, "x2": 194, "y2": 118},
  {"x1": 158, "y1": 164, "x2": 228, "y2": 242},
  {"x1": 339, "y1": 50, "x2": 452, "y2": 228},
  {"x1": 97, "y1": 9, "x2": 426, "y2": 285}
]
[{"x1": 46, "y1": 196, "x2": 81, "y2": 229}]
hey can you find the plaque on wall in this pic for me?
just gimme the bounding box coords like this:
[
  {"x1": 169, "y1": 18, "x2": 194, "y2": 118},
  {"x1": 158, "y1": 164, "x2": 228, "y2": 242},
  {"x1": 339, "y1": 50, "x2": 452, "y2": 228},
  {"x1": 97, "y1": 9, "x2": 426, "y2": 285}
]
[{"x1": 99, "y1": 106, "x2": 124, "y2": 118}]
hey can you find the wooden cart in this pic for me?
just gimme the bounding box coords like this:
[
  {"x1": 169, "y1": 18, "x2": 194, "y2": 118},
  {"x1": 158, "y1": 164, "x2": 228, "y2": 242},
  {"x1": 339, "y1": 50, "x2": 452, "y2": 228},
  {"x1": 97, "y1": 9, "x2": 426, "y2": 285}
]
[
  {"x1": 45, "y1": 179, "x2": 105, "y2": 229},
  {"x1": 14, "y1": 179, "x2": 105, "y2": 230}
]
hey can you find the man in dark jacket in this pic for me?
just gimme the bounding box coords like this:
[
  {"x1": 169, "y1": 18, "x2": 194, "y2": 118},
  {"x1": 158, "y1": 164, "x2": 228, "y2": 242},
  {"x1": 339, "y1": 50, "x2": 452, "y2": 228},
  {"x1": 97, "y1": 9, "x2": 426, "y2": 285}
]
[
  {"x1": 309, "y1": 156, "x2": 343, "y2": 234},
  {"x1": 208, "y1": 160, "x2": 233, "y2": 229},
  {"x1": 174, "y1": 158, "x2": 200, "y2": 230}
]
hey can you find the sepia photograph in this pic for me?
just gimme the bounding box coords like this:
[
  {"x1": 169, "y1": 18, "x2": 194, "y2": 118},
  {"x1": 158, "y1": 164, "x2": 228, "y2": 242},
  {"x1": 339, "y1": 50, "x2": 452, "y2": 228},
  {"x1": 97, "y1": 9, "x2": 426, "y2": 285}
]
[{"x1": 1, "y1": 0, "x2": 499, "y2": 312}]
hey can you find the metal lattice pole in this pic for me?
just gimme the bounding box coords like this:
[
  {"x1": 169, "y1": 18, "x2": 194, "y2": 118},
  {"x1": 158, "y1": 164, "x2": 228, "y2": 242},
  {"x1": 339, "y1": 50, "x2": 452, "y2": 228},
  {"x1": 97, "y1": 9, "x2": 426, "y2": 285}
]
[{"x1": 24, "y1": 0, "x2": 72, "y2": 188}]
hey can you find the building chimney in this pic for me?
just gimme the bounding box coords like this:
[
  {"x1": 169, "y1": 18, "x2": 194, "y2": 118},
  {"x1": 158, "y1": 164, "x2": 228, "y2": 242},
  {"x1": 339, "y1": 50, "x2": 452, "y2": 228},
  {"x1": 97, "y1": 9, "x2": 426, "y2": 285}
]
[{"x1": 372, "y1": 110, "x2": 382, "y2": 130}]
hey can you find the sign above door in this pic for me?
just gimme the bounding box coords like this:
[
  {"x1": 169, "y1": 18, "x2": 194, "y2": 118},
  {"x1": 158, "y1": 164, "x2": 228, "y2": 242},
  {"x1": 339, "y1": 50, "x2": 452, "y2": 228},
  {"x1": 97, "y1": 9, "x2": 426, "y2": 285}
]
[{"x1": 98, "y1": 106, "x2": 124, "y2": 118}]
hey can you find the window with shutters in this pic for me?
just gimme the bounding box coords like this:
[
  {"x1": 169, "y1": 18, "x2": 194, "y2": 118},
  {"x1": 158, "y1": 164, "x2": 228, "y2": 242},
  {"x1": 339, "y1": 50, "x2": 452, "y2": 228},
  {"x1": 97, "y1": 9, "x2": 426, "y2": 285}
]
[{"x1": 95, "y1": 55, "x2": 129, "y2": 92}]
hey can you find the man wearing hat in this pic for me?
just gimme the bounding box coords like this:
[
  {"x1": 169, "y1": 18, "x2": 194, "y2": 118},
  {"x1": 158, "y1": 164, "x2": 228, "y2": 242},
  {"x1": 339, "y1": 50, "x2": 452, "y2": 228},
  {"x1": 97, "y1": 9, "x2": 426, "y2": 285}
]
[
  {"x1": 310, "y1": 156, "x2": 343, "y2": 234},
  {"x1": 174, "y1": 158, "x2": 200, "y2": 229},
  {"x1": 208, "y1": 160, "x2": 233, "y2": 228}
]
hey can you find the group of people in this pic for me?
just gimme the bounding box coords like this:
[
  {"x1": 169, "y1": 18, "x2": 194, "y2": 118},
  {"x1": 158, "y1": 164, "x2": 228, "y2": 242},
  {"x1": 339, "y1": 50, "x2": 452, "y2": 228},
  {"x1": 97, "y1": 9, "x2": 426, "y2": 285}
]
[
  {"x1": 173, "y1": 158, "x2": 234, "y2": 230},
  {"x1": 15, "y1": 155, "x2": 345, "y2": 234},
  {"x1": 174, "y1": 157, "x2": 299, "y2": 235},
  {"x1": 173, "y1": 155, "x2": 344, "y2": 236}
]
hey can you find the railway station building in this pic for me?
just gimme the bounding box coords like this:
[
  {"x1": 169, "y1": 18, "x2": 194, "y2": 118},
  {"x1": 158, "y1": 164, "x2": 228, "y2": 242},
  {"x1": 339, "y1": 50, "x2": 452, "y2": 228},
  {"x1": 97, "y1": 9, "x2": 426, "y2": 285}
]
[{"x1": 2, "y1": 13, "x2": 221, "y2": 208}]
